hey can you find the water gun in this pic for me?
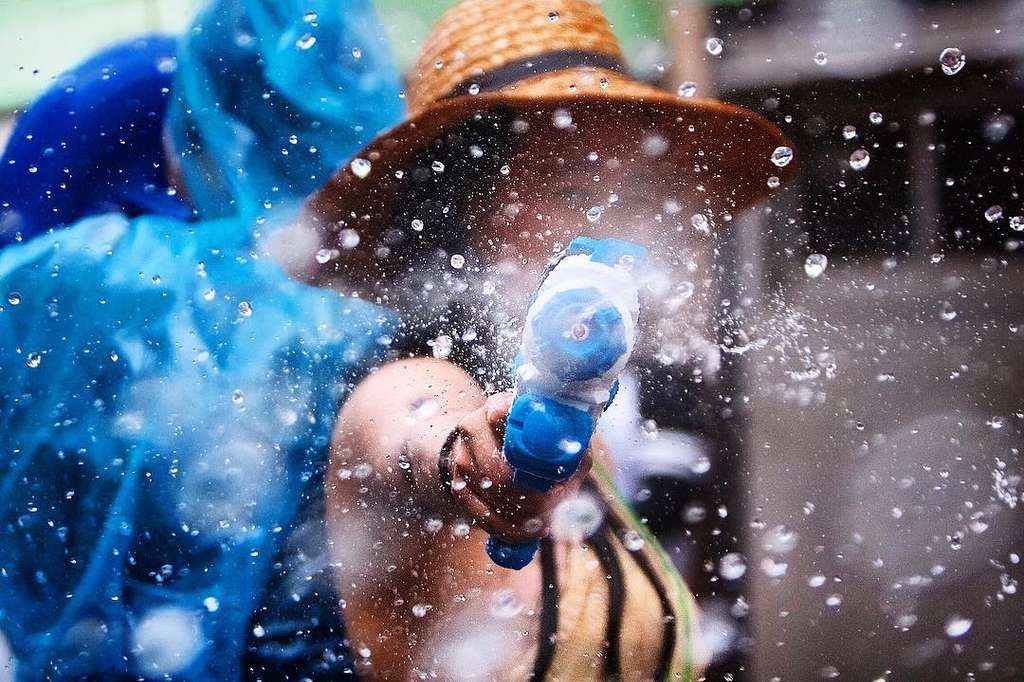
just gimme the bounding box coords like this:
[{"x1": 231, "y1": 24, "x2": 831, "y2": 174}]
[{"x1": 487, "y1": 236, "x2": 648, "y2": 569}]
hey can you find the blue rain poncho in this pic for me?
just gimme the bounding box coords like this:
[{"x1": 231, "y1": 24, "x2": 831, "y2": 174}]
[
  {"x1": 0, "y1": 35, "x2": 189, "y2": 246},
  {"x1": 167, "y1": 0, "x2": 401, "y2": 220},
  {"x1": 0, "y1": 0, "x2": 403, "y2": 679}
]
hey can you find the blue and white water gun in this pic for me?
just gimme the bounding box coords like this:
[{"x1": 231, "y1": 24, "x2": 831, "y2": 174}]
[{"x1": 487, "y1": 236, "x2": 648, "y2": 569}]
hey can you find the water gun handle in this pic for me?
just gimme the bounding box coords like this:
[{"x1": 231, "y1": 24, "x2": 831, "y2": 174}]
[
  {"x1": 486, "y1": 236, "x2": 646, "y2": 570},
  {"x1": 486, "y1": 395, "x2": 596, "y2": 568}
]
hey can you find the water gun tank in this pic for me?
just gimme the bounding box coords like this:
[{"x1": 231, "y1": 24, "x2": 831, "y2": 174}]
[{"x1": 487, "y1": 236, "x2": 647, "y2": 569}]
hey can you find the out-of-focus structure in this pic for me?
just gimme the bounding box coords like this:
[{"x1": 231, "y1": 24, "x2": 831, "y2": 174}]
[{"x1": 697, "y1": 0, "x2": 1024, "y2": 679}]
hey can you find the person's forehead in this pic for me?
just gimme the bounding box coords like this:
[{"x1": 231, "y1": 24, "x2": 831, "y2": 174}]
[{"x1": 495, "y1": 131, "x2": 702, "y2": 205}]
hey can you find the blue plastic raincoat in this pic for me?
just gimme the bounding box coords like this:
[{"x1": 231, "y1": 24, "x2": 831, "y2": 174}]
[{"x1": 0, "y1": 0, "x2": 403, "y2": 679}]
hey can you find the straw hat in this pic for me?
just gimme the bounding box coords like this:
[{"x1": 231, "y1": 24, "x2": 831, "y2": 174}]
[{"x1": 301, "y1": 0, "x2": 794, "y2": 282}]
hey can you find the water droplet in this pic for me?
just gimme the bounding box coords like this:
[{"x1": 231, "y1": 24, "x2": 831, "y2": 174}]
[
  {"x1": 410, "y1": 218, "x2": 424, "y2": 232},
  {"x1": 1000, "y1": 573, "x2": 1018, "y2": 595},
  {"x1": 719, "y1": 552, "x2": 747, "y2": 580},
  {"x1": 547, "y1": 10, "x2": 560, "y2": 21},
  {"x1": 944, "y1": 614, "x2": 972, "y2": 637},
  {"x1": 762, "y1": 525, "x2": 799, "y2": 554},
  {"x1": 641, "y1": 418, "x2": 659, "y2": 440},
  {"x1": 983, "y1": 113, "x2": 1014, "y2": 143},
  {"x1": 551, "y1": 492, "x2": 604, "y2": 540},
  {"x1": 351, "y1": 47, "x2": 362, "y2": 59},
  {"x1": 450, "y1": 254, "x2": 465, "y2": 269},
  {"x1": 232, "y1": 389, "x2": 244, "y2": 404},
  {"x1": 1010, "y1": 216, "x2": 1023, "y2": 232},
  {"x1": 431, "y1": 334, "x2": 453, "y2": 359},
  {"x1": 484, "y1": 588, "x2": 524, "y2": 621},
  {"x1": 340, "y1": 228, "x2": 360, "y2": 249},
  {"x1": 424, "y1": 516, "x2": 443, "y2": 533},
  {"x1": 690, "y1": 213, "x2": 710, "y2": 234},
  {"x1": 804, "y1": 253, "x2": 828, "y2": 278},
  {"x1": 586, "y1": 206, "x2": 603, "y2": 223},
  {"x1": 295, "y1": 33, "x2": 316, "y2": 50},
  {"x1": 558, "y1": 438, "x2": 583, "y2": 454},
  {"x1": 133, "y1": 607, "x2": 203, "y2": 675},
  {"x1": 412, "y1": 603, "x2": 431, "y2": 618},
  {"x1": 315, "y1": 248, "x2": 334, "y2": 264},
  {"x1": 622, "y1": 529, "x2": 645, "y2": 551},
  {"x1": 7, "y1": 292, "x2": 21, "y2": 305},
  {"x1": 683, "y1": 502, "x2": 706, "y2": 524},
  {"x1": 808, "y1": 574, "x2": 827, "y2": 587},
  {"x1": 203, "y1": 596, "x2": 219, "y2": 612},
  {"x1": 761, "y1": 557, "x2": 788, "y2": 577},
  {"x1": 431, "y1": 160, "x2": 445, "y2": 173},
  {"x1": 984, "y1": 205, "x2": 1003, "y2": 223},
  {"x1": 767, "y1": 176, "x2": 780, "y2": 189},
  {"x1": 690, "y1": 454, "x2": 711, "y2": 475},
  {"x1": 552, "y1": 109, "x2": 573, "y2": 129},
  {"x1": 677, "y1": 81, "x2": 697, "y2": 97},
  {"x1": 814, "y1": 51, "x2": 828, "y2": 65},
  {"x1": 939, "y1": 47, "x2": 965, "y2": 75},
  {"x1": 452, "y1": 520, "x2": 471, "y2": 537},
  {"x1": 155, "y1": 57, "x2": 177, "y2": 75},
  {"x1": 849, "y1": 148, "x2": 870, "y2": 171},
  {"x1": 467, "y1": 83, "x2": 480, "y2": 95},
  {"x1": 349, "y1": 157, "x2": 371, "y2": 179},
  {"x1": 237, "y1": 301, "x2": 252, "y2": 317},
  {"x1": 26, "y1": 352, "x2": 41, "y2": 368},
  {"x1": 303, "y1": 11, "x2": 318, "y2": 23},
  {"x1": 664, "y1": 281, "x2": 695, "y2": 314},
  {"x1": 641, "y1": 133, "x2": 670, "y2": 158},
  {"x1": 939, "y1": 301, "x2": 957, "y2": 321},
  {"x1": 705, "y1": 37, "x2": 723, "y2": 56},
  {"x1": 771, "y1": 145, "x2": 794, "y2": 167},
  {"x1": 842, "y1": 125, "x2": 857, "y2": 140},
  {"x1": 869, "y1": 111, "x2": 883, "y2": 125},
  {"x1": 825, "y1": 593, "x2": 843, "y2": 608}
]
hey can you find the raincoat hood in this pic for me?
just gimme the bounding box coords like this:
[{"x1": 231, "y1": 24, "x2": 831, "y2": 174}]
[{"x1": 167, "y1": 0, "x2": 404, "y2": 220}]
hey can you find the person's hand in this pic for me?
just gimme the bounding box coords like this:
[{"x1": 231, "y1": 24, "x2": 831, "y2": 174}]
[{"x1": 447, "y1": 391, "x2": 592, "y2": 543}]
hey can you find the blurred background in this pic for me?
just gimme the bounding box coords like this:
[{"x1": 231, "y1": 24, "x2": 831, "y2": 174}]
[{"x1": 3, "y1": 0, "x2": 1023, "y2": 679}]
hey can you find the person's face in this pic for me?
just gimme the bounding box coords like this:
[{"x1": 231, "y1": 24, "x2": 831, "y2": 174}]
[{"x1": 466, "y1": 114, "x2": 724, "y2": 360}]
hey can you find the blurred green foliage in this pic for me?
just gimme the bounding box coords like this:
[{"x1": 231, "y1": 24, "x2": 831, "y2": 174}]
[{"x1": 0, "y1": 0, "x2": 669, "y2": 111}]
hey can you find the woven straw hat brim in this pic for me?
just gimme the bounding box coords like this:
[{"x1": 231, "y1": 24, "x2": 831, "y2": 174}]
[{"x1": 302, "y1": 67, "x2": 794, "y2": 281}]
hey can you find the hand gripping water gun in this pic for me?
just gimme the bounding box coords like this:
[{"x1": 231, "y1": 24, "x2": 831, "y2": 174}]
[{"x1": 486, "y1": 236, "x2": 648, "y2": 569}]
